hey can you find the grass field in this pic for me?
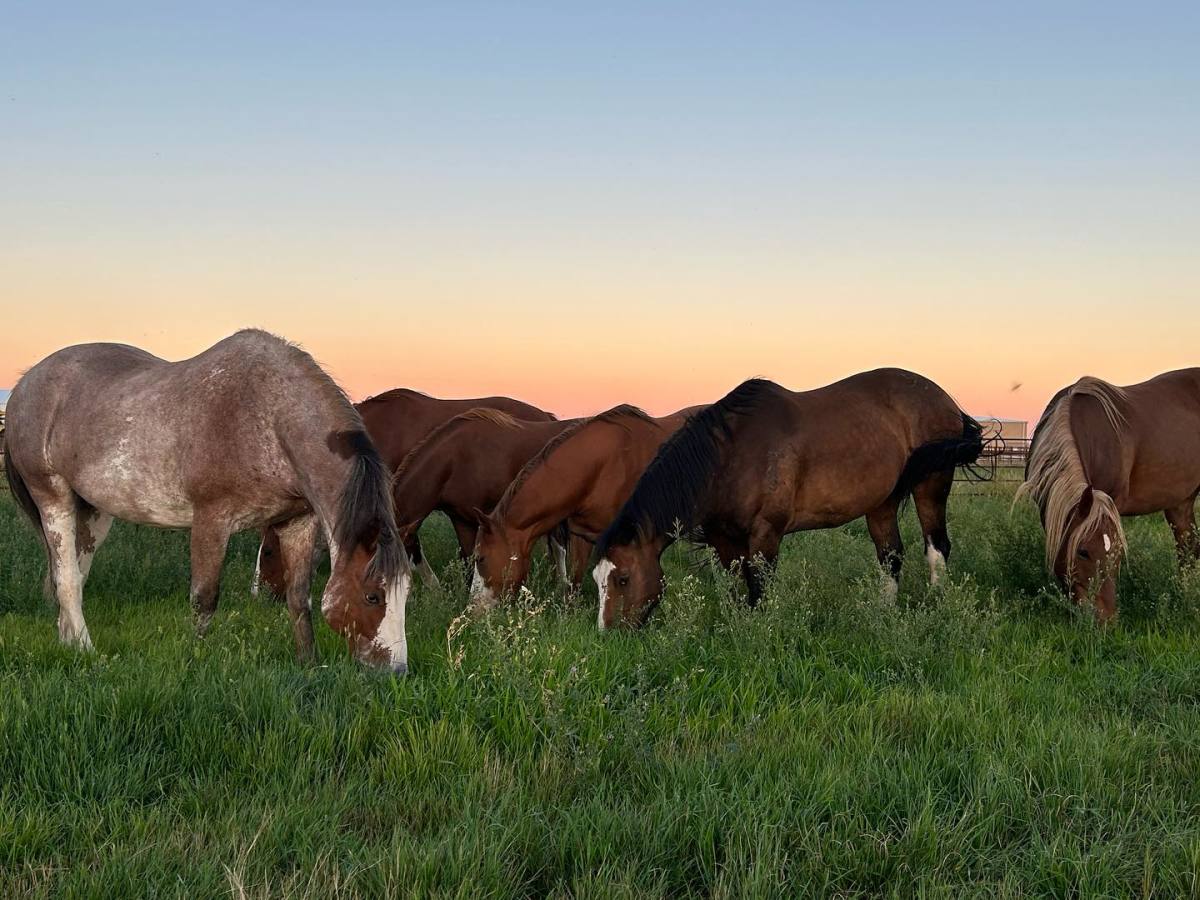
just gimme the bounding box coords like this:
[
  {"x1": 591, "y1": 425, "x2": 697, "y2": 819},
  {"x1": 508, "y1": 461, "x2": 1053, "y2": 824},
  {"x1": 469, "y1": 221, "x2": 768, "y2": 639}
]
[{"x1": 3, "y1": 485, "x2": 1200, "y2": 898}]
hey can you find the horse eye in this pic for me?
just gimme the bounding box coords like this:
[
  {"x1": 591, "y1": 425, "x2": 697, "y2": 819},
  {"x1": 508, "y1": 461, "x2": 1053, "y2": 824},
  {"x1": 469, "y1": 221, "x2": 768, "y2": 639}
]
[
  {"x1": 365, "y1": 593, "x2": 382, "y2": 606},
  {"x1": 617, "y1": 575, "x2": 630, "y2": 587},
  {"x1": 1077, "y1": 549, "x2": 1090, "y2": 560}
]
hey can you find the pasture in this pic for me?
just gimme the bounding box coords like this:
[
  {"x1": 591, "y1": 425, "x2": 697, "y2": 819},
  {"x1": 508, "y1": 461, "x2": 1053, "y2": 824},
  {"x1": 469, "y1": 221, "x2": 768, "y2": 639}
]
[{"x1": 3, "y1": 485, "x2": 1200, "y2": 898}]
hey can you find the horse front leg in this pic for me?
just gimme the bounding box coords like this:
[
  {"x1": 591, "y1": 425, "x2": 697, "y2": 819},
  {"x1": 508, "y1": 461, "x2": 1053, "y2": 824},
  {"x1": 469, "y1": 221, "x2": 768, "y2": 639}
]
[
  {"x1": 276, "y1": 514, "x2": 320, "y2": 663},
  {"x1": 189, "y1": 514, "x2": 233, "y2": 636},
  {"x1": 746, "y1": 521, "x2": 782, "y2": 607}
]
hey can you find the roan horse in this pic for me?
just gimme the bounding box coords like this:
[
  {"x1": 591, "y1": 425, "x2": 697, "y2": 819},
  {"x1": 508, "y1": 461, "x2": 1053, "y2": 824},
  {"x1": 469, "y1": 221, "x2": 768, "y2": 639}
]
[
  {"x1": 253, "y1": 388, "x2": 555, "y2": 597},
  {"x1": 1018, "y1": 369, "x2": 1200, "y2": 620},
  {"x1": 390, "y1": 408, "x2": 587, "y2": 573},
  {"x1": 3, "y1": 330, "x2": 411, "y2": 671},
  {"x1": 470, "y1": 404, "x2": 701, "y2": 607},
  {"x1": 594, "y1": 370, "x2": 984, "y2": 629}
]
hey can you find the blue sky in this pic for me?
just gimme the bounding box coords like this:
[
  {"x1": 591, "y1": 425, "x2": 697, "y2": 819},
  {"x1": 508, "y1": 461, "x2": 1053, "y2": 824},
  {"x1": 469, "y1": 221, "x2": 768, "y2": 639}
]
[{"x1": 2, "y1": 3, "x2": 1198, "y2": 418}]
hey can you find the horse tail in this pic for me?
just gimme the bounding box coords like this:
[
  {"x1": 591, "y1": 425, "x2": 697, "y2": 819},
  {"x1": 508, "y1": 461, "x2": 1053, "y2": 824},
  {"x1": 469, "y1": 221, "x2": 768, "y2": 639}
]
[
  {"x1": 889, "y1": 413, "x2": 984, "y2": 502},
  {"x1": 4, "y1": 438, "x2": 46, "y2": 545}
]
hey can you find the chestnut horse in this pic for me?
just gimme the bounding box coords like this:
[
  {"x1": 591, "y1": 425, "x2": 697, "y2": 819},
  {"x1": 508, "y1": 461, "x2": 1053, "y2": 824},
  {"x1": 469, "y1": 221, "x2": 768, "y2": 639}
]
[
  {"x1": 1018, "y1": 369, "x2": 1200, "y2": 620},
  {"x1": 3, "y1": 330, "x2": 410, "y2": 671},
  {"x1": 470, "y1": 404, "x2": 702, "y2": 607},
  {"x1": 253, "y1": 388, "x2": 554, "y2": 597},
  {"x1": 391, "y1": 408, "x2": 588, "y2": 571},
  {"x1": 594, "y1": 371, "x2": 983, "y2": 629}
]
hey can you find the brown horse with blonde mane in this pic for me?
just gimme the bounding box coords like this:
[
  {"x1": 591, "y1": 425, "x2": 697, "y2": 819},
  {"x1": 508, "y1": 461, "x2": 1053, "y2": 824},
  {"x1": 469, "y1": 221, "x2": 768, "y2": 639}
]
[
  {"x1": 594, "y1": 370, "x2": 983, "y2": 629},
  {"x1": 470, "y1": 404, "x2": 702, "y2": 607},
  {"x1": 1018, "y1": 369, "x2": 1200, "y2": 620},
  {"x1": 391, "y1": 408, "x2": 587, "y2": 572},
  {"x1": 254, "y1": 388, "x2": 555, "y2": 598}
]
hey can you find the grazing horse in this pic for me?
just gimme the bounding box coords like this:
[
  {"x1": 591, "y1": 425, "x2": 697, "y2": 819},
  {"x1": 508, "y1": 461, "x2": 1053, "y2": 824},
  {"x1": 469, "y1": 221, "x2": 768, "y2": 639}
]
[
  {"x1": 470, "y1": 404, "x2": 701, "y2": 607},
  {"x1": 391, "y1": 408, "x2": 588, "y2": 572},
  {"x1": 3, "y1": 330, "x2": 410, "y2": 670},
  {"x1": 594, "y1": 371, "x2": 983, "y2": 629},
  {"x1": 1018, "y1": 369, "x2": 1200, "y2": 620},
  {"x1": 253, "y1": 388, "x2": 555, "y2": 597}
]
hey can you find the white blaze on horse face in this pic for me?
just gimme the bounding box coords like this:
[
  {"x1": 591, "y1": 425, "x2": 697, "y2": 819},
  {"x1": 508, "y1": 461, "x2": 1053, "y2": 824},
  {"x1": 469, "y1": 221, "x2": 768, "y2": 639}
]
[
  {"x1": 925, "y1": 541, "x2": 946, "y2": 585},
  {"x1": 1103, "y1": 533, "x2": 1112, "y2": 553},
  {"x1": 593, "y1": 558, "x2": 615, "y2": 630},
  {"x1": 372, "y1": 571, "x2": 410, "y2": 674},
  {"x1": 470, "y1": 563, "x2": 496, "y2": 608}
]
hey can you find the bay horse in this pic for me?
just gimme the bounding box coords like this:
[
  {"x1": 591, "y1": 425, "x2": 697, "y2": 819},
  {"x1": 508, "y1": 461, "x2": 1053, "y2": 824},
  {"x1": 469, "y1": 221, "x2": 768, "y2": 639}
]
[
  {"x1": 391, "y1": 408, "x2": 588, "y2": 573},
  {"x1": 253, "y1": 388, "x2": 555, "y2": 597},
  {"x1": 1018, "y1": 369, "x2": 1200, "y2": 620},
  {"x1": 470, "y1": 404, "x2": 702, "y2": 608},
  {"x1": 3, "y1": 330, "x2": 410, "y2": 671},
  {"x1": 594, "y1": 370, "x2": 983, "y2": 629}
]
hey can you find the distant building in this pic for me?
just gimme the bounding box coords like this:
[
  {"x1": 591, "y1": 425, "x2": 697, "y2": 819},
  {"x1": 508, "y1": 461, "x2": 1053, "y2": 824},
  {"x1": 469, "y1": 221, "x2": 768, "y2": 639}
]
[{"x1": 973, "y1": 416, "x2": 1027, "y2": 441}]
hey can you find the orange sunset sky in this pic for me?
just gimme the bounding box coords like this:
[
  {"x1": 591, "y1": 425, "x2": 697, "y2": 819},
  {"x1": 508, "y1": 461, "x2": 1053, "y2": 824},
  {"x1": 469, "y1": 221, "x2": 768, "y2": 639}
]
[{"x1": 3, "y1": 4, "x2": 1198, "y2": 425}]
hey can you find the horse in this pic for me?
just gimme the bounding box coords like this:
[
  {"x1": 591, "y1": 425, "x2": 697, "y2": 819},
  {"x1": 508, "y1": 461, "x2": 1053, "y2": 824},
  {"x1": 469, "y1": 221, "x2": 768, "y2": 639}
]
[
  {"x1": 470, "y1": 404, "x2": 701, "y2": 608},
  {"x1": 3, "y1": 330, "x2": 411, "y2": 671},
  {"x1": 253, "y1": 388, "x2": 555, "y2": 598},
  {"x1": 1018, "y1": 369, "x2": 1200, "y2": 620},
  {"x1": 390, "y1": 408, "x2": 588, "y2": 575},
  {"x1": 593, "y1": 370, "x2": 984, "y2": 629}
]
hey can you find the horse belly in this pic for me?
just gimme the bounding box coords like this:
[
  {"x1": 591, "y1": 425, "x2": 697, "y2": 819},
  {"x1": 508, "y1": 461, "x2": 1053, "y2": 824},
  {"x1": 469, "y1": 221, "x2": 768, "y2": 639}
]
[
  {"x1": 71, "y1": 454, "x2": 194, "y2": 528},
  {"x1": 788, "y1": 455, "x2": 898, "y2": 531}
]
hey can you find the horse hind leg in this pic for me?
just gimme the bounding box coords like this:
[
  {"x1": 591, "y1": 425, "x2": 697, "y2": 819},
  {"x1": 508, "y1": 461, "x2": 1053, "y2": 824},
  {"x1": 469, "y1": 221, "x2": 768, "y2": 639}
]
[
  {"x1": 912, "y1": 468, "x2": 955, "y2": 586},
  {"x1": 76, "y1": 506, "x2": 114, "y2": 589},
  {"x1": 35, "y1": 482, "x2": 92, "y2": 648},
  {"x1": 1164, "y1": 494, "x2": 1200, "y2": 566},
  {"x1": 866, "y1": 500, "x2": 904, "y2": 599}
]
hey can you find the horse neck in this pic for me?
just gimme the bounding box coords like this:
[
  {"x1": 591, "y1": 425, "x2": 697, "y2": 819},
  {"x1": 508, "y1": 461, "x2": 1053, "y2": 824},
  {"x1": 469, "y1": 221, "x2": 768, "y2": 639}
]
[
  {"x1": 276, "y1": 418, "x2": 364, "y2": 545},
  {"x1": 391, "y1": 443, "x2": 450, "y2": 527},
  {"x1": 495, "y1": 431, "x2": 602, "y2": 536}
]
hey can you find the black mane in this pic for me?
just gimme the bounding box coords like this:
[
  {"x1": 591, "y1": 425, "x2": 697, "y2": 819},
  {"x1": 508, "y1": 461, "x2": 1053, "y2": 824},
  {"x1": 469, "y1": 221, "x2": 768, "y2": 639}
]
[
  {"x1": 333, "y1": 430, "x2": 406, "y2": 583},
  {"x1": 597, "y1": 379, "x2": 784, "y2": 554}
]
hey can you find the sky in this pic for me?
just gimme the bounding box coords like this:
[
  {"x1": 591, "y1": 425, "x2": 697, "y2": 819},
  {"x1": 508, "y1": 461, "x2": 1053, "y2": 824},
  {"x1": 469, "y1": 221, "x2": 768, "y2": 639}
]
[{"x1": 2, "y1": 3, "x2": 1198, "y2": 423}]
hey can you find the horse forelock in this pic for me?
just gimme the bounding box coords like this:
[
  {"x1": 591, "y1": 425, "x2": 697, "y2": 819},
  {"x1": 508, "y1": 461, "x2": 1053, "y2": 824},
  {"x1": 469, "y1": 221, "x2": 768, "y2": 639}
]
[
  {"x1": 598, "y1": 379, "x2": 782, "y2": 554},
  {"x1": 1017, "y1": 385, "x2": 1127, "y2": 574}
]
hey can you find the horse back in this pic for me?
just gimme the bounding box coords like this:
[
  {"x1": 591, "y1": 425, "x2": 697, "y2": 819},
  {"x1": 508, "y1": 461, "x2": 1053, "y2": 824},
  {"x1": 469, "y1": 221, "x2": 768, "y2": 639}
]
[{"x1": 1121, "y1": 369, "x2": 1200, "y2": 512}]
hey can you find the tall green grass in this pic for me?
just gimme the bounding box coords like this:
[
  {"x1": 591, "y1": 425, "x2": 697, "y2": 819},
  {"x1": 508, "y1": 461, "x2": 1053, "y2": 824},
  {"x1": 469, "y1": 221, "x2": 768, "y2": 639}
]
[{"x1": 3, "y1": 488, "x2": 1200, "y2": 897}]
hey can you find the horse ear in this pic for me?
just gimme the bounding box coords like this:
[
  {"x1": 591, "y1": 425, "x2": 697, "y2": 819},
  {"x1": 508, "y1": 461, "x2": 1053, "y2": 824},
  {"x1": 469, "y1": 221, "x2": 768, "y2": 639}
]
[
  {"x1": 1077, "y1": 485, "x2": 1095, "y2": 520},
  {"x1": 473, "y1": 507, "x2": 492, "y2": 529}
]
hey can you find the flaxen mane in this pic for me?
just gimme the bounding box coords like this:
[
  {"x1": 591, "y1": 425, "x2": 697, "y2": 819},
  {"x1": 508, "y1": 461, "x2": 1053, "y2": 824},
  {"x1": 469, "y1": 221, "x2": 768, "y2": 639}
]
[
  {"x1": 1017, "y1": 377, "x2": 1129, "y2": 574},
  {"x1": 492, "y1": 405, "x2": 654, "y2": 518},
  {"x1": 598, "y1": 379, "x2": 784, "y2": 553}
]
